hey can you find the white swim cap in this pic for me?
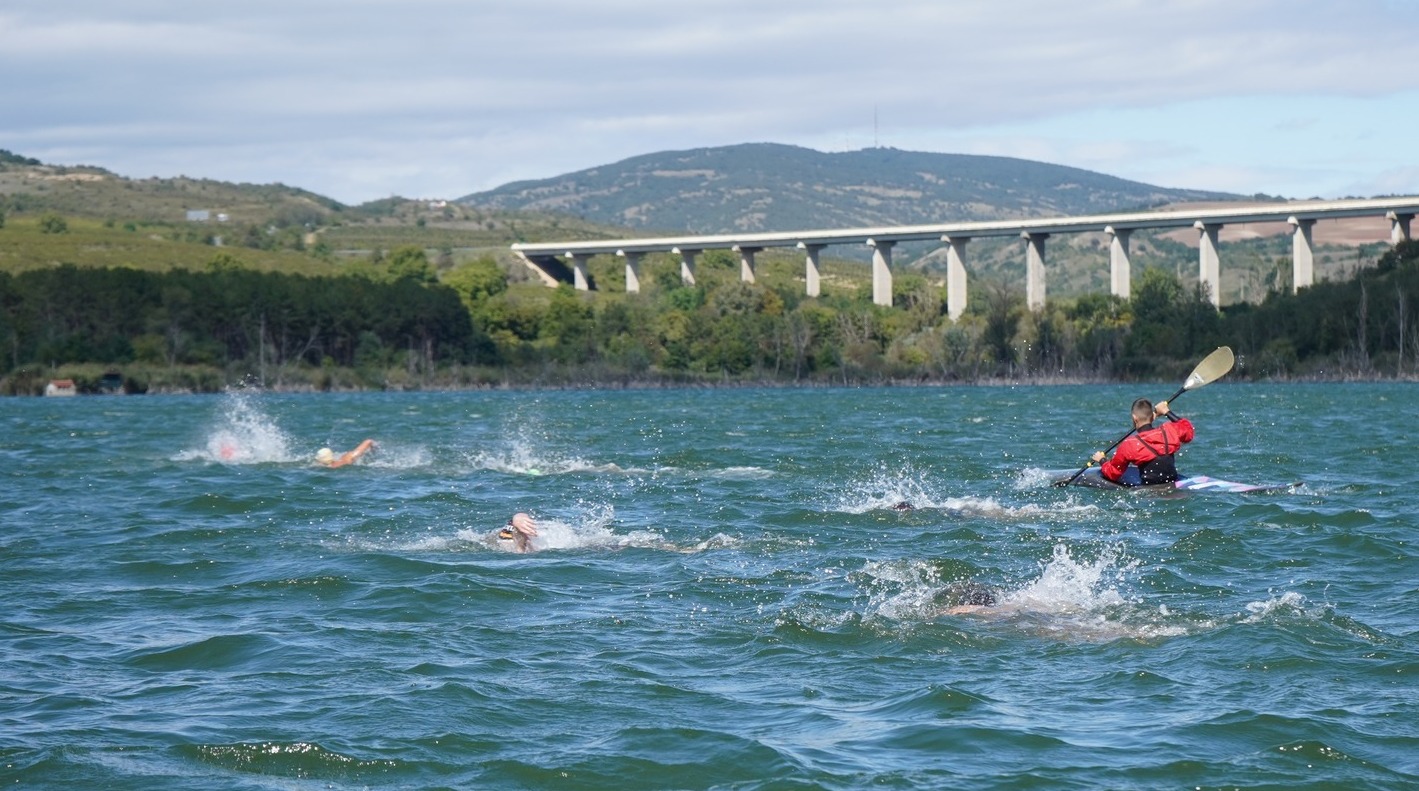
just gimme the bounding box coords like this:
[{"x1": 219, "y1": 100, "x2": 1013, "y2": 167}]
[{"x1": 316, "y1": 447, "x2": 334, "y2": 463}]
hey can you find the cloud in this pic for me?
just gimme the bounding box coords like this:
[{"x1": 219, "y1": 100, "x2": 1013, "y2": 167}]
[{"x1": 3, "y1": 0, "x2": 1418, "y2": 203}]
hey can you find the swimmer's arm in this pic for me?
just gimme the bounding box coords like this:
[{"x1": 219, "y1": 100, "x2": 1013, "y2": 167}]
[
  {"x1": 348, "y1": 439, "x2": 375, "y2": 461},
  {"x1": 334, "y1": 440, "x2": 376, "y2": 466}
]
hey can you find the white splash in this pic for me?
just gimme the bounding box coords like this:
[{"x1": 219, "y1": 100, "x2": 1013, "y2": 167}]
[
  {"x1": 999, "y1": 543, "x2": 1134, "y2": 614},
  {"x1": 862, "y1": 544, "x2": 1192, "y2": 641},
  {"x1": 1242, "y1": 591, "x2": 1310, "y2": 621},
  {"x1": 466, "y1": 428, "x2": 627, "y2": 476},
  {"x1": 826, "y1": 464, "x2": 944, "y2": 513},
  {"x1": 177, "y1": 389, "x2": 296, "y2": 464}
]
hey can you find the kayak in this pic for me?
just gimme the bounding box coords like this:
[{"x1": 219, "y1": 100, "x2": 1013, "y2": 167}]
[{"x1": 1058, "y1": 468, "x2": 1297, "y2": 493}]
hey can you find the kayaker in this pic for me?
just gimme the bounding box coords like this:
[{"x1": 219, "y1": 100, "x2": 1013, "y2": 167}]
[{"x1": 1090, "y1": 398, "x2": 1194, "y2": 486}]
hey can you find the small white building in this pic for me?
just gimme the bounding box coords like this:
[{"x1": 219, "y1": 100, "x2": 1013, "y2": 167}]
[{"x1": 44, "y1": 379, "x2": 77, "y2": 397}]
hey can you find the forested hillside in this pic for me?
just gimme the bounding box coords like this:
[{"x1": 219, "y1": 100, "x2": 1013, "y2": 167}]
[{"x1": 4, "y1": 238, "x2": 1416, "y2": 395}]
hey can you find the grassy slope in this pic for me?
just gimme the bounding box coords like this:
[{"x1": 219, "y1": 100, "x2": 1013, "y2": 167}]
[
  {"x1": 0, "y1": 165, "x2": 340, "y2": 225},
  {"x1": 0, "y1": 216, "x2": 343, "y2": 275}
]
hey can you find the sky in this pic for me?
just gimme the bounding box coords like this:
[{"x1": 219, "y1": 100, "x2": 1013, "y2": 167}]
[{"x1": 4, "y1": 0, "x2": 1419, "y2": 206}]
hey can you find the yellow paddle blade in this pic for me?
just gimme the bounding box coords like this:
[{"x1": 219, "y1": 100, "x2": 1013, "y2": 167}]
[{"x1": 1182, "y1": 346, "x2": 1234, "y2": 391}]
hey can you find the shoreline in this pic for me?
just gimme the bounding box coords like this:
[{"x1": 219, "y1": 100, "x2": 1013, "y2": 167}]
[{"x1": 11, "y1": 368, "x2": 1418, "y2": 397}]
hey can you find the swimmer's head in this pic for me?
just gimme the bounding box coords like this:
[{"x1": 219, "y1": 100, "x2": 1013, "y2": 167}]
[
  {"x1": 315, "y1": 447, "x2": 334, "y2": 464},
  {"x1": 945, "y1": 581, "x2": 998, "y2": 607},
  {"x1": 498, "y1": 515, "x2": 534, "y2": 553}
]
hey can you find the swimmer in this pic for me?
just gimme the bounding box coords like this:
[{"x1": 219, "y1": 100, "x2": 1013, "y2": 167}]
[
  {"x1": 496, "y1": 512, "x2": 538, "y2": 553},
  {"x1": 938, "y1": 581, "x2": 999, "y2": 615},
  {"x1": 315, "y1": 439, "x2": 376, "y2": 468},
  {"x1": 891, "y1": 501, "x2": 914, "y2": 512}
]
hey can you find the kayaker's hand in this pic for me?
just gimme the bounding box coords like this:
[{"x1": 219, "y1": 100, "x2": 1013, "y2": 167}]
[
  {"x1": 1154, "y1": 400, "x2": 1170, "y2": 417},
  {"x1": 1090, "y1": 451, "x2": 1106, "y2": 464}
]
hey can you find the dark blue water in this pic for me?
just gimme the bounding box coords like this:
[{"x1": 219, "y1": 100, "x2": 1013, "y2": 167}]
[{"x1": 3, "y1": 383, "x2": 1417, "y2": 789}]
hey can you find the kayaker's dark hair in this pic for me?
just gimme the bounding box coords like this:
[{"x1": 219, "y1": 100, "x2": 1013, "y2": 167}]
[{"x1": 1132, "y1": 398, "x2": 1154, "y2": 424}]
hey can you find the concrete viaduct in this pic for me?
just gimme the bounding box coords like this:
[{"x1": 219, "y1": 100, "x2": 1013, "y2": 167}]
[{"x1": 511, "y1": 197, "x2": 1419, "y2": 319}]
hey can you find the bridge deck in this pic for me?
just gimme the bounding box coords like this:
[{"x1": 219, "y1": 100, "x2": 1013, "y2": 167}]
[{"x1": 509, "y1": 196, "x2": 1419, "y2": 315}]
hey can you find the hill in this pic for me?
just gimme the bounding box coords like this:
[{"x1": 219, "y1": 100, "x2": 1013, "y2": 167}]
[
  {"x1": 457, "y1": 142, "x2": 1244, "y2": 234},
  {"x1": 0, "y1": 155, "x2": 344, "y2": 227},
  {"x1": 0, "y1": 149, "x2": 628, "y2": 278}
]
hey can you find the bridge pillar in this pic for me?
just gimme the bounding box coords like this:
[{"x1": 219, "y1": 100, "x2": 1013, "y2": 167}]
[
  {"x1": 798, "y1": 243, "x2": 824, "y2": 297},
  {"x1": 868, "y1": 239, "x2": 895, "y2": 307},
  {"x1": 672, "y1": 247, "x2": 697, "y2": 286},
  {"x1": 733, "y1": 245, "x2": 759, "y2": 284},
  {"x1": 618, "y1": 251, "x2": 642, "y2": 293},
  {"x1": 1022, "y1": 232, "x2": 1048, "y2": 311},
  {"x1": 1288, "y1": 217, "x2": 1315, "y2": 292},
  {"x1": 1195, "y1": 221, "x2": 1221, "y2": 307},
  {"x1": 1105, "y1": 226, "x2": 1132, "y2": 299},
  {"x1": 942, "y1": 235, "x2": 969, "y2": 321},
  {"x1": 567, "y1": 253, "x2": 591, "y2": 291},
  {"x1": 1389, "y1": 211, "x2": 1414, "y2": 244}
]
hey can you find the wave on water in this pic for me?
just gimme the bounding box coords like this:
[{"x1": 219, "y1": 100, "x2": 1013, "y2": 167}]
[
  {"x1": 1239, "y1": 590, "x2": 1348, "y2": 628},
  {"x1": 466, "y1": 439, "x2": 629, "y2": 477},
  {"x1": 1015, "y1": 466, "x2": 1064, "y2": 489},
  {"x1": 363, "y1": 445, "x2": 433, "y2": 469},
  {"x1": 173, "y1": 389, "x2": 296, "y2": 464},
  {"x1": 186, "y1": 742, "x2": 399, "y2": 782},
  {"x1": 465, "y1": 446, "x2": 769, "y2": 481},
  {"x1": 828, "y1": 465, "x2": 1101, "y2": 520},
  {"x1": 702, "y1": 465, "x2": 775, "y2": 480}
]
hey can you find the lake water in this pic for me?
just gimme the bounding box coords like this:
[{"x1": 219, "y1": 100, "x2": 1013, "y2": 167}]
[{"x1": 3, "y1": 383, "x2": 1417, "y2": 789}]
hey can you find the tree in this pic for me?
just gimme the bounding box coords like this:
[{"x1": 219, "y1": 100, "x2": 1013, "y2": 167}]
[
  {"x1": 37, "y1": 212, "x2": 68, "y2": 234},
  {"x1": 206, "y1": 252, "x2": 244, "y2": 273},
  {"x1": 1067, "y1": 293, "x2": 1129, "y2": 370},
  {"x1": 1377, "y1": 239, "x2": 1419, "y2": 274},
  {"x1": 1125, "y1": 267, "x2": 1185, "y2": 361},
  {"x1": 539, "y1": 286, "x2": 595, "y2": 363},
  {"x1": 979, "y1": 279, "x2": 1020, "y2": 365},
  {"x1": 444, "y1": 256, "x2": 507, "y2": 308},
  {"x1": 386, "y1": 245, "x2": 436, "y2": 284}
]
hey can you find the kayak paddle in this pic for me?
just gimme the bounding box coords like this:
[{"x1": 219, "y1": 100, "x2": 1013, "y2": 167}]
[{"x1": 1054, "y1": 346, "x2": 1235, "y2": 487}]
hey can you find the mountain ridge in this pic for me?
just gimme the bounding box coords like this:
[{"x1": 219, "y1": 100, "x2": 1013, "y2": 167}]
[{"x1": 458, "y1": 142, "x2": 1248, "y2": 235}]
